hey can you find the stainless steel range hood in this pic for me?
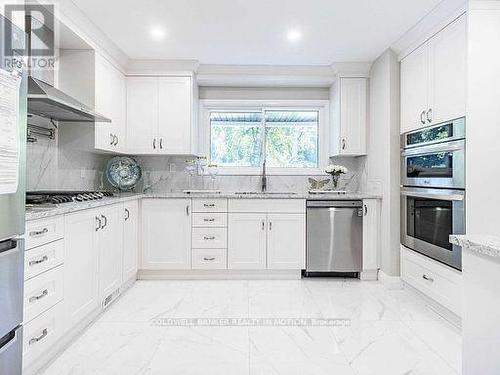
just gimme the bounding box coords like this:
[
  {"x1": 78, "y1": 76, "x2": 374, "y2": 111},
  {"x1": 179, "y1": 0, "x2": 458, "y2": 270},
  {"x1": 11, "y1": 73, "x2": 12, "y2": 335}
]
[{"x1": 28, "y1": 77, "x2": 111, "y2": 122}]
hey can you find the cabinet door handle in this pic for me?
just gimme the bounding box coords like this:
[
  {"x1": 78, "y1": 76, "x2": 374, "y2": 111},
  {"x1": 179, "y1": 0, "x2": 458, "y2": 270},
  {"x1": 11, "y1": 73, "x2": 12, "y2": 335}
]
[
  {"x1": 29, "y1": 289, "x2": 48, "y2": 303},
  {"x1": 204, "y1": 218, "x2": 215, "y2": 222},
  {"x1": 261, "y1": 220, "x2": 265, "y2": 230},
  {"x1": 203, "y1": 257, "x2": 215, "y2": 261},
  {"x1": 114, "y1": 135, "x2": 119, "y2": 146},
  {"x1": 153, "y1": 138, "x2": 156, "y2": 150},
  {"x1": 203, "y1": 236, "x2": 216, "y2": 241},
  {"x1": 364, "y1": 204, "x2": 368, "y2": 216},
  {"x1": 95, "y1": 216, "x2": 101, "y2": 231},
  {"x1": 420, "y1": 110, "x2": 426, "y2": 124},
  {"x1": 269, "y1": 221, "x2": 272, "y2": 230},
  {"x1": 29, "y1": 255, "x2": 49, "y2": 267},
  {"x1": 426, "y1": 108, "x2": 432, "y2": 123},
  {"x1": 110, "y1": 133, "x2": 114, "y2": 145},
  {"x1": 186, "y1": 205, "x2": 190, "y2": 216},
  {"x1": 422, "y1": 274, "x2": 434, "y2": 282},
  {"x1": 159, "y1": 138, "x2": 163, "y2": 149},
  {"x1": 100, "y1": 215, "x2": 107, "y2": 230},
  {"x1": 124, "y1": 208, "x2": 130, "y2": 221},
  {"x1": 203, "y1": 203, "x2": 215, "y2": 208},
  {"x1": 29, "y1": 228, "x2": 48, "y2": 237},
  {"x1": 341, "y1": 138, "x2": 346, "y2": 150},
  {"x1": 29, "y1": 328, "x2": 48, "y2": 346}
]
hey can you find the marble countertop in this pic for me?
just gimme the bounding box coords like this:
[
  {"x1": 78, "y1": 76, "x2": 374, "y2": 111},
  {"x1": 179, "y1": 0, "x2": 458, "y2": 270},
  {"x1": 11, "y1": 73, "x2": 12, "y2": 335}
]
[
  {"x1": 25, "y1": 191, "x2": 381, "y2": 221},
  {"x1": 450, "y1": 235, "x2": 500, "y2": 259}
]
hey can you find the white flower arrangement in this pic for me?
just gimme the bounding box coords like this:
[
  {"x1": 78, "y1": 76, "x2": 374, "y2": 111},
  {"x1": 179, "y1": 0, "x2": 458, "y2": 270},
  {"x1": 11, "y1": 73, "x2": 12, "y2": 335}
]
[{"x1": 325, "y1": 164, "x2": 348, "y2": 175}]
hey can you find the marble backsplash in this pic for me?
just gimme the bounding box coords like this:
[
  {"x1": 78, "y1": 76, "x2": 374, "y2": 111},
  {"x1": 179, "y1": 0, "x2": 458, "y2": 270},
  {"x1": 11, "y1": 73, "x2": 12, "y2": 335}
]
[{"x1": 27, "y1": 124, "x2": 366, "y2": 194}]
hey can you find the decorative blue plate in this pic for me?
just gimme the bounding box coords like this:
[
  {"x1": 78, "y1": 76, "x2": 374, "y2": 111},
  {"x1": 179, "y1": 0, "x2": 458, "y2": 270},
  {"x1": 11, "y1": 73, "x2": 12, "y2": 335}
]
[{"x1": 105, "y1": 156, "x2": 142, "y2": 190}]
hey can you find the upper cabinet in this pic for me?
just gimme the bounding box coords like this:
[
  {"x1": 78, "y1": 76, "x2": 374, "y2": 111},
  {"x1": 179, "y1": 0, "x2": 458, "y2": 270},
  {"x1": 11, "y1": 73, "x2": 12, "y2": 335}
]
[
  {"x1": 330, "y1": 77, "x2": 368, "y2": 156},
  {"x1": 94, "y1": 53, "x2": 127, "y2": 152},
  {"x1": 401, "y1": 14, "x2": 466, "y2": 133},
  {"x1": 126, "y1": 75, "x2": 198, "y2": 155}
]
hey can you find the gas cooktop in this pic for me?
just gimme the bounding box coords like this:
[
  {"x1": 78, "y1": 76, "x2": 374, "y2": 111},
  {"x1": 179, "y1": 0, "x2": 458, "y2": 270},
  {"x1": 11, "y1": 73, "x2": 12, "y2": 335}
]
[{"x1": 26, "y1": 191, "x2": 114, "y2": 205}]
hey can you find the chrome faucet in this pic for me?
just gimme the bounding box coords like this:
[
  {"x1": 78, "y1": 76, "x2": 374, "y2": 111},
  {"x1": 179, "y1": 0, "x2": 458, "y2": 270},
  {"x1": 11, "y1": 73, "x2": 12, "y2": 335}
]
[{"x1": 261, "y1": 160, "x2": 267, "y2": 192}]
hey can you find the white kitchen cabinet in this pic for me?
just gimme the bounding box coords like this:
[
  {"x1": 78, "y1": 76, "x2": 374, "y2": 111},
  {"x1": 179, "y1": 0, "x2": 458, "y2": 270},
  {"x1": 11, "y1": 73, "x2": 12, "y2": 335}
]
[
  {"x1": 97, "y1": 204, "x2": 124, "y2": 303},
  {"x1": 141, "y1": 199, "x2": 192, "y2": 269},
  {"x1": 126, "y1": 75, "x2": 197, "y2": 155},
  {"x1": 63, "y1": 209, "x2": 100, "y2": 330},
  {"x1": 330, "y1": 77, "x2": 367, "y2": 156},
  {"x1": 228, "y1": 213, "x2": 267, "y2": 269},
  {"x1": 361, "y1": 199, "x2": 380, "y2": 279},
  {"x1": 94, "y1": 53, "x2": 126, "y2": 152},
  {"x1": 122, "y1": 200, "x2": 139, "y2": 282},
  {"x1": 400, "y1": 14, "x2": 466, "y2": 133},
  {"x1": 267, "y1": 214, "x2": 305, "y2": 270}
]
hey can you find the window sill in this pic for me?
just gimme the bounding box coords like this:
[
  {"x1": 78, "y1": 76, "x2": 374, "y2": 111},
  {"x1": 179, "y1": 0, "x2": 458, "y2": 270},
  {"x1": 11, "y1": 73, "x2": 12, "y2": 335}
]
[{"x1": 203, "y1": 167, "x2": 326, "y2": 176}]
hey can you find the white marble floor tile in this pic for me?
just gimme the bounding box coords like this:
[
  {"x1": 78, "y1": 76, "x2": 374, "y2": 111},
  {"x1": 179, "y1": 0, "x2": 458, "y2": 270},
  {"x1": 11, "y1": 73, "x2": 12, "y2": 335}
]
[{"x1": 40, "y1": 280, "x2": 462, "y2": 375}]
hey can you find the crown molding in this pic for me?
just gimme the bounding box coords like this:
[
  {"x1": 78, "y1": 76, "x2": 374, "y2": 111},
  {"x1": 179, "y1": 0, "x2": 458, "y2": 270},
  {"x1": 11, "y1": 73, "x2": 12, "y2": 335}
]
[
  {"x1": 126, "y1": 59, "x2": 200, "y2": 76},
  {"x1": 330, "y1": 62, "x2": 372, "y2": 78}
]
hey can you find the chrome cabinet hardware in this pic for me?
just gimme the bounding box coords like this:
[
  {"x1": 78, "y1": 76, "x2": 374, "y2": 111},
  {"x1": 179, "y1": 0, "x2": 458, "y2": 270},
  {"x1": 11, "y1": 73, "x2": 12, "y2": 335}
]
[
  {"x1": 203, "y1": 236, "x2": 216, "y2": 240},
  {"x1": 422, "y1": 274, "x2": 434, "y2": 282},
  {"x1": 153, "y1": 138, "x2": 156, "y2": 149},
  {"x1": 203, "y1": 257, "x2": 215, "y2": 261},
  {"x1": 186, "y1": 205, "x2": 190, "y2": 216},
  {"x1": 203, "y1": 218, "x2": 215, "y2": 222},
  {"x1": 364, "y1": 205, "x2": 368, "y2": 216},
  {"x1": 29, "y1": 289, "x2": 48, "y2": 303},
  {"x1": 341, "y1": 138, "x2": 346, "y2": 150},
  {"x1": 426, "y1": 108, "x2": 433, "y2": 123},
  {"x1": 29, "y1": 329, "x2": 48, "y2": 345},
  {"x1": 420, "y1": 110, "x2": 426, "y2": 124},
  {"x1": 29, "y1": 255, "x2": 49, "y2": 266},
  {"x1": 269, "y1": 221, "x2": 272, "y2": 230},
  {"x1": 29, "y1": 228, "x2": 48, "y2": 237},
  {"x1": 124, "y1": 208, "x2": 130, "y2": 221},
  {"x1": 95, "y1": 216, "x2": 101, "y2": 231},
  {"x1": 110, "y1": 133, "x2": 114, "y2": 145},
  {"x1": 100, "y1": 215, "x2": 107, "y2": 230},
  {"x1": 113, "y1": 135, "x2": 118, "y2": 146},
  {"x1": 203, "y1": 203, "x2": 216, "y2": 208},
  {"x1": 159, "y1": 138, "x2": 163, "y2": 149},
  {"x1": 261, "y1": 220, "x2": 265, "y2": 230}
]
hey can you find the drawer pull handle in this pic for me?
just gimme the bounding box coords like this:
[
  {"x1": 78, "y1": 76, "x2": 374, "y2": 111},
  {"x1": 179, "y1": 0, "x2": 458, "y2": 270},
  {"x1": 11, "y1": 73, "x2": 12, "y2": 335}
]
[
  {"x1": 203, "y1": 204, "x2": 216, "y2": 207},
  {"x1": 203, "y1": 236, "x2": 216, "y2": 240},
  {"x1": 29, "y1": 289, "x2": 49, "y2": 303},
  {"x1": 203, "y1": 218, "x2": 215, "y2": 222},
  {"x1": 422, "y1": 274, "x2": 434, "y2": 282},
  {"x1": 29, "y1": 228, "x2": 48, "y2": 237},
  {"x1": 203, "y1": 257, "x2": 216, "y2": 261},
  {"x1": 29, "y1": 328, "x2": 48, "y2": 345},
  {"x1": 29, "y1": 255, "x2": 49, "y2": 266}
]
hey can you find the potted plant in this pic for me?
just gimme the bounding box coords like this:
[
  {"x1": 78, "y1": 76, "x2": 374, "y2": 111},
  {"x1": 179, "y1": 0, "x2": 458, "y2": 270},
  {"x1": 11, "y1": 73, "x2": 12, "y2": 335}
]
[{"x1": 325, "y1": 164, "x2": 348, "y2": 190}]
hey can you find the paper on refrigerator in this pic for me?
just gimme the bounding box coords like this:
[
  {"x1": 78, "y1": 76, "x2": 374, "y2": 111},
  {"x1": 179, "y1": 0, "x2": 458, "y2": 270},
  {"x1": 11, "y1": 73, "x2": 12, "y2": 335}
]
[{"x1": 0, "y1": 68, "x2": 21, "y2": 195}]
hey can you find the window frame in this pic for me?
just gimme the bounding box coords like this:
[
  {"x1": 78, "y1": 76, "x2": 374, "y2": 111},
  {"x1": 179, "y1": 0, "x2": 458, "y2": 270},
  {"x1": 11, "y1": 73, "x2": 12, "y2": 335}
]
[{"x1": 199, "y1": 99, "x2": 330, "y2": 175}]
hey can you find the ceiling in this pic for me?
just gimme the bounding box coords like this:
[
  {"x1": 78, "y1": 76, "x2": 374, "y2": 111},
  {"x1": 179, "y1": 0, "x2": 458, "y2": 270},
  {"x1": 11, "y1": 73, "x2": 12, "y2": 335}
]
[{"x1": 72, "y1": 0, "x2": 443, "y2": 65}]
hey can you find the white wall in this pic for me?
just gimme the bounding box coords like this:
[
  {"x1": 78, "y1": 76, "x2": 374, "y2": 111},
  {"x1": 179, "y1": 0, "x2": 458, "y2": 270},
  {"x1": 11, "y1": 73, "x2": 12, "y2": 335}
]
[
  {"x1": 364, "y1": 49, "x2": 401, "y2": 276},
  {"x1": 466, "y1": 0, "x2": 500, "y2": 236}
]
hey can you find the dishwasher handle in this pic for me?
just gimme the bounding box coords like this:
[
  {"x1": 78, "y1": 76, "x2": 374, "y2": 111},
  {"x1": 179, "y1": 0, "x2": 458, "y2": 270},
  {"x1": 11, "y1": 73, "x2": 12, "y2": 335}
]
[{"x1": 306, "y1": 200, "x2": 362, "y2": 208}]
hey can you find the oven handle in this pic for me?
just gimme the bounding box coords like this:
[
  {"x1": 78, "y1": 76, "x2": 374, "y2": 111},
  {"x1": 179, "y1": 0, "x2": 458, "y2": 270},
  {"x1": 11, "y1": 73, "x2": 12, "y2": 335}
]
[
  {"x1": 401, "y1": 188, "x2": 464, "y2": 201},
  {"x1": 401, "y1": 139, "x2": 464, "y2": 157}
]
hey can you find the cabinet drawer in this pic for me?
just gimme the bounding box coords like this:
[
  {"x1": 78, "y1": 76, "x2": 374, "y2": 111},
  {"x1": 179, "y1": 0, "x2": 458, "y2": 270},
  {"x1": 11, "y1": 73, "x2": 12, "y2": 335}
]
[
  {"x1": 24, "y1": 265, "x2": 64, "y2": 323},
  {"x1": 192, "y1": 227, "x2": 227, "y2": 249},
  {"x1": 193, "y1": 198, "x2": 228, "y2": 213},
  {"x1": 23, "y1": 302, "x2": 63, "y2": 368},
  {"x1": 192, "y1": 213, "x2": 227, "y2": 227},
  {"x1": 401, "y1": 246, "x2": 462, "y2": 315},
  {"x1": 25, "y1": 216, "x2": 64, "y2": 250},
  {"x1": 24, "y1": 239, "x2": 64, "y2": 280},
  {"x1": 192, "y1": 249, "x2": 227, "y2": 269},
  {"x1": 229, "y1": 199, "x2": 305, "y2": 213}
]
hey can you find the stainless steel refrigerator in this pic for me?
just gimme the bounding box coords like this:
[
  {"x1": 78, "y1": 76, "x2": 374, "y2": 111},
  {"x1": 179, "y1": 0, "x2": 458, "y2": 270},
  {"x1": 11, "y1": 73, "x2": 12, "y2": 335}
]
[{"x1": 0, "y1": 14, "x2": 27, "y2": 375}]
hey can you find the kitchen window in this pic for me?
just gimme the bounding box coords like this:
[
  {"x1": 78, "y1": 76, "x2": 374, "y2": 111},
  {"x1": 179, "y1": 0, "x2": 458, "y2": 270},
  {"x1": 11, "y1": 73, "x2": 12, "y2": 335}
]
[{"x1": 205, "y1": 105, "x2": 326, "y2": 174}]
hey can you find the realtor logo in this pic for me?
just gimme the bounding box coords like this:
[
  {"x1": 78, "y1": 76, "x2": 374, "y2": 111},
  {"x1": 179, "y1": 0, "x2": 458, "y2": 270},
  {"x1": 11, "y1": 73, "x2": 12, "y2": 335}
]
[{"x1": 3, "y1": 4, "x2": 55, "y2": 70}]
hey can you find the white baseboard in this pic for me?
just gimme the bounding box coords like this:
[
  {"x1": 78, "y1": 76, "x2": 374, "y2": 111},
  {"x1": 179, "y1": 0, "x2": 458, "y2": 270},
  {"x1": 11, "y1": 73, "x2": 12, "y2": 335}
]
[
  {"x1": 138, "y1": 269, "x2": 302, "y2": 280},
  {"x1": 360, "y1": 269, "x2": 378, "y2": 281},
  {"x1": 378, "y1": 270, "x2": 404, "y2": 290}
]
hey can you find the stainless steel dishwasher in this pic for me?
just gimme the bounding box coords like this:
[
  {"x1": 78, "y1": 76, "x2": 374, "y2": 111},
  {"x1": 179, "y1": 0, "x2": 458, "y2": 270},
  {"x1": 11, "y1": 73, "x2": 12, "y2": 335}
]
[{"x1": 306, "y1": 200, "x2": 363, "y2": 275}]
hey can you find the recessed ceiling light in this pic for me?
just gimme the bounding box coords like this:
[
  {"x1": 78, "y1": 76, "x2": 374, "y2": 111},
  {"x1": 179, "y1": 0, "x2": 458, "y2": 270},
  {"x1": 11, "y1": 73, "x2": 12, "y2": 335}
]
[
  {"x1": 286, "y1": 29, "x2": 302, "y2": 42},
  {"x1": 150, "y1": 26, "x2": 166, "y2": 40}
]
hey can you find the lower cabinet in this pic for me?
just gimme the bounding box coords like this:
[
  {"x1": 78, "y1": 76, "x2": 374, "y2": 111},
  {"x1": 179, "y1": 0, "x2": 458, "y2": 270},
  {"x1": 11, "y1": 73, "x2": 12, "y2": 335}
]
[
  {"x1": 228, "y1": 213, "x2": 267, "y2": 269},
  {"x1": 228, "y1": 210, "x2": 306, "y2": 270},
  {"x1": 141, "y1": 198, "x2": 192, "y2": 269},
  {"x1": 122, "y1": 200, "x2": 139, "y2": 282},
  {"x1": 63, "y1": 209, "x2": 100, "y2": 330}
]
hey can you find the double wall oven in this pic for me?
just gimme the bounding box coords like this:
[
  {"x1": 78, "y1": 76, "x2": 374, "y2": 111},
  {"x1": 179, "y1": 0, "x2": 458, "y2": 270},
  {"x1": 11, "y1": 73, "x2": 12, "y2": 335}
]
[{"x1": 401, "y1": 118, "x2": 465, "y2": 270}]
